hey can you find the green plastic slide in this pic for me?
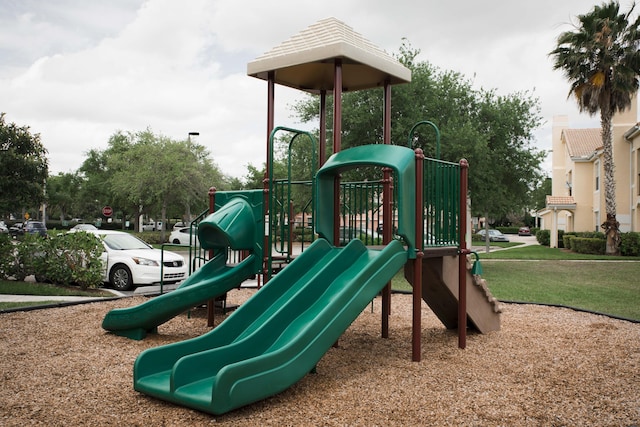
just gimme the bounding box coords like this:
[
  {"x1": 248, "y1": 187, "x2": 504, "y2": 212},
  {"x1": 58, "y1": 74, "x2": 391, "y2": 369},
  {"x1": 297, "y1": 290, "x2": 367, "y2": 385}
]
[
  {"x1": 101, "y1": 252, "x2": 256, "y2": 340},
  {"x1": 133, "y1": 238, "x2": 408, "y2": 415}
]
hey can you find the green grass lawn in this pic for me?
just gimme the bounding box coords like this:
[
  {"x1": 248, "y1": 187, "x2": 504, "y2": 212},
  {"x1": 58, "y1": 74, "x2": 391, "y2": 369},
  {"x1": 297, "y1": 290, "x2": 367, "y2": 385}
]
[
  {"x1": 392, "y1": 244, "x2": 640, "y2": 321},
  {"x1": 477, "y1": 244, "x2": 640, "y2": 261},
  {"x1": 0, "y1": 301, "x2": 63, "y2": 310},
  {"x1": 480, "y1": 260, "x2": 639, "y2": 320},
  {"x1": 0, "y1": 280, "x2": 113, "y2": 297},
  {"x1": 0, "y1": 281, "x2": 113, "y2": 310}
]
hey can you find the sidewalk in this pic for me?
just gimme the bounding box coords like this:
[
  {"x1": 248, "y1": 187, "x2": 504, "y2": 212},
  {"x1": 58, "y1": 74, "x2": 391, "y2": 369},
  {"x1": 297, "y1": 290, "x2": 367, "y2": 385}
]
[{"x1": 0, "y1": 294, "x2": 109, "y2": 303}]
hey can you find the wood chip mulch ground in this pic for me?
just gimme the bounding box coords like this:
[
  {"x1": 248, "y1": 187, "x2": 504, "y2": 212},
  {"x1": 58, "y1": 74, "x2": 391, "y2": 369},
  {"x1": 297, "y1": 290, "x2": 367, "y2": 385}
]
[{"x1": 1, "y1": 289, "x2": 638, "y2": 426}]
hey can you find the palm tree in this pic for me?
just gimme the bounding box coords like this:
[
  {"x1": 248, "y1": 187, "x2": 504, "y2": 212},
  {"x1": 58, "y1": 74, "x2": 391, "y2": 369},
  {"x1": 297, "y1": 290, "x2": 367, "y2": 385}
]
[{"x1": 550, "y1": 1, "x2": 640, "y2": 255}]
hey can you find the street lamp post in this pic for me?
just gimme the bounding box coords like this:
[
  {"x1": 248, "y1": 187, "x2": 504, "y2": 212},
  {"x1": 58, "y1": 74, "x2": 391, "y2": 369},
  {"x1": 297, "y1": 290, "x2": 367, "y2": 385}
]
[{"x1": 188, "y1": 132, "x2": 199, "y2": 142}]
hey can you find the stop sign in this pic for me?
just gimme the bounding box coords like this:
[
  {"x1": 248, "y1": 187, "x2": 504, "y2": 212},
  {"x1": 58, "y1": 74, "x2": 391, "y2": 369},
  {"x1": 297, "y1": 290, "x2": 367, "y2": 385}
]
[{"x1": 102, "y1": 206, "x2": 113, "y2": 217}]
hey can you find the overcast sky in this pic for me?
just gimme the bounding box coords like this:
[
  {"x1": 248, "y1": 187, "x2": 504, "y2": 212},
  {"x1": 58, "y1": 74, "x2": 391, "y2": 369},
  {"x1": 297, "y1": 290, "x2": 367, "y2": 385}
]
[{"x1": 1, "y1": 0, "x2": 636, "y2": 179}]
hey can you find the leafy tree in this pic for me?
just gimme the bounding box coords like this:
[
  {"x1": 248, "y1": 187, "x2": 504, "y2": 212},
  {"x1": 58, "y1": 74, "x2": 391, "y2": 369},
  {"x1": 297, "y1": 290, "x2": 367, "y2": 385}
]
[
  {"x1": 46, "y1": 172, "x2": 82, "y2": 221},
  {"x1": 0, "y1": 113, "x2": 48, "y2": 217},
  {"x1": 291, "y1": 42, "x2": 545, "y2": 237},
  {"x1": 242, "y1": 163, "x2": 266, "y2": 189},
  {"x1": 532, "y1": 177, "x2": 552, "y2": 211},
  {"x1": 549, "y1": 1, "x2": 640, "y2": 255},
  {"x1": 104, "y1": 129, "x2": 224, "y2": 237},
  {"x1": 76, "y1": 148, "x2": 119, "y2": 227}
]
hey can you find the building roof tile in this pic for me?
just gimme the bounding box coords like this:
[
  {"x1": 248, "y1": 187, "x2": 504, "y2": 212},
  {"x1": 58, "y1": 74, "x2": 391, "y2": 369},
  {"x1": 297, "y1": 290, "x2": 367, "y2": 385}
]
[
  {"x1": 563, "y1": 128, "x2": 602, "y2": 159},
  {"x1": 546, "y1": 195, "x2": 576, "y2": 207}
]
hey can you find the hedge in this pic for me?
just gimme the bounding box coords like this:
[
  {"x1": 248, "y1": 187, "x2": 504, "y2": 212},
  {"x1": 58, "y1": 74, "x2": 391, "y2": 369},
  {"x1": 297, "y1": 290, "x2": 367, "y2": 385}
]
[
  {"x1": 0, "y1": 232, "x2": 104, "y2": 288},
  {"x1": 620, "y1": 232, "x2": 640, "y2": 256},
  {"x1": 571, "y1": 237, "x2": 606, "y2": 255},
  {"x1": 536, "y1": 229, "x2": 565, "y2": 248}
]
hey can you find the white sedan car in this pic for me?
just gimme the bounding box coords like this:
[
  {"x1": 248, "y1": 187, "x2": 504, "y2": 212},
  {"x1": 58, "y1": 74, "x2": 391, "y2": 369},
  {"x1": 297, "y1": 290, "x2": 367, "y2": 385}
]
[
  {"x1": 169, "y1": 227, "x2": 200, "y2": 247},
  {"x1": 83, "y1": 230, "x2": 188, "y2": 291}
]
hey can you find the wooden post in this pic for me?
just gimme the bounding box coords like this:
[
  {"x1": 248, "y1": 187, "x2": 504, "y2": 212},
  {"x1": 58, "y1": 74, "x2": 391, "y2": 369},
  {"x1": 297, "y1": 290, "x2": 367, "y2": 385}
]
[
  {"x1": 381, "y1": 80, "x2": 392, "y2": 338},
  {"x1": 458, "y1": 159, "x2": 469, "y2": 349}
]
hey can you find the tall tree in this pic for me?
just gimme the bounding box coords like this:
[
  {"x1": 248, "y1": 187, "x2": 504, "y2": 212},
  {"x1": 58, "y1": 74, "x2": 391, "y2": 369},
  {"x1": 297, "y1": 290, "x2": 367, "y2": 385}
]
[
  {"x1": 106, "y1": 129, "x2": 224, "y2": 237},
  {"x1": 292, "y1": 42, "x2": 545, "y2": 230},
  {"x1": 550, "y1": 1, "x2": 640, "y2": 255},
  {"x1": 0, "y1": 113, "x2": 49, "y2": 217},
  {"x1": 46, "y1": 172, "x2": 82, "y2": 221}
]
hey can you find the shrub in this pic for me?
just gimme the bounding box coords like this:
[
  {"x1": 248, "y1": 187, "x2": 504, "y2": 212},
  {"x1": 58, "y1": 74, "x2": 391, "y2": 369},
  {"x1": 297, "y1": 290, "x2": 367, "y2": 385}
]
[
  {"x1": 134, "y1": 231, "x2": 164, "y2": 244},
  {"x1": 35, "y1": 232, "x2": 104, "y2": 288},
  {"x1": 6, "y1": 233, "x2": 45, "y2": 281},
  {"x1": 536, "y1": 229, "x2": 565, "y2": 247},
  {"x1": 536, "y1": 229, "x2": 550, "y2": 246},
  {"x1": 575, "y1": 231, "x2": 605, "y2": 239},
  {"x1": 620, "y1": 232, "x2": 640, "y2": 256},
  {"x1": 0, "y1": 233, "x2": 15, "y2": 279},
  {"x1": 497, "y1": 226, "x2": 519, "y2": 235},
  {"x1": 571, "y1": 237, "x2": 606, "y2": 255},
  {"x1": 563, "y1": 233, "x2": 575, "y2": 250},
  {"x1": 1, "y1": 232, "x2": 104, "y2": 288}
]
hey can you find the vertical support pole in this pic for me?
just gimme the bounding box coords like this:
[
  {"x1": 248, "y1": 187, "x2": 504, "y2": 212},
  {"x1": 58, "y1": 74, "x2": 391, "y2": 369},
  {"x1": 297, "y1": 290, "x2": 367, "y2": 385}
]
[
  {"x1": 458, "y1": 159, "x2": 469, "y2": 349},
  {"x1": 332, "y1": 60, "x2": 343, "y2": 246},
  {"x1": 412, "y1": 149, "x2": 425, "y2": 361},
  {"x1": 207, "y1": 187, "x2": 217, "y2": 327},
  {"x1": 381, "y1": 80, "x2": 392, "y2": 338},
  {"x1": 263, "y1": 72, "x2": 275, "y2": 283},
  {"x1": 319, "y1": 90, "x2": 327, "y2": 167}
]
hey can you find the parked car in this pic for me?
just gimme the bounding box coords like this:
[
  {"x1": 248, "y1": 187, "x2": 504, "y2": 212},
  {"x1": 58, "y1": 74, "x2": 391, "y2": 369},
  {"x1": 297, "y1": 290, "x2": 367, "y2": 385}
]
[
  {"x1": 9, "y1": 221, "x2": 48, "y2": 238},
  {"x1": 71, "y1": 223, "x2": 98, "y2": 231},
  {"x1": 169, "y1": 227, "x2": 200, "y2": 246},
  {"x1": 518, "y1": 226, "x2": 532, "y2": 236},
  {"x1": 172, "y1": 221, "x2": 186, "y2": 230},
  {"x1": 477, "y1": 229, "x2": 510, "y2": 242},
  {"x1": 80, "y1": 230, "x2": 188, "y2": 291},
  {"x1": 0, "y1": 221, "x2": 8, "y2": 234}
]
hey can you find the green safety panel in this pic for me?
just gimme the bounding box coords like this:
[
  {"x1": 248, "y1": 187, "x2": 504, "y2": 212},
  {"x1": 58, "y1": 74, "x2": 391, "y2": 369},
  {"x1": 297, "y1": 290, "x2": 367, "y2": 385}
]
[
  {"x1": 198, "y1": 197, "x2": 257, "y2": 251},
  {"x1": 315, "y1": 144, "x2": 416, "y2": 257}
]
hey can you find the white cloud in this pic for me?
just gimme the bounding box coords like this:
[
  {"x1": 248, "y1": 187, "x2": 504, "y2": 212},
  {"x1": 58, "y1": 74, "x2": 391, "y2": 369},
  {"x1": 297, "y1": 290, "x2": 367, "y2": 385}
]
[{"x1": 1, "y1": 0, "x2": 636, "y2": 181}]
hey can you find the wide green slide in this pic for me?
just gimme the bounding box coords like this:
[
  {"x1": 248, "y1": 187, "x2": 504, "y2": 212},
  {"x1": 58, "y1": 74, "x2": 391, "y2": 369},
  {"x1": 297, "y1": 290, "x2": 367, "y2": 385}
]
[
  {"x1": 101, "y1": 252, "x2": 257, "y2": 340},
  {"x1": 133, "y1": 238, "x2": 408, "y2": 415}
]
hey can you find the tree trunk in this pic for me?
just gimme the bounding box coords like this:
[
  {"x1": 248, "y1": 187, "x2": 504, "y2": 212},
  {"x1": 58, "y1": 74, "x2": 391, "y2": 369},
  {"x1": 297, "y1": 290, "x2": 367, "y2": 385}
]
[
  {"x1": 600, "y1": 113, "x2": 620, "y2": 256},
  {"x1": 160, "y1": 201, "x2": 167, "y2": 243},
  {"x1": 484, "y1": 210, "x2": 490, "y2": 254}
]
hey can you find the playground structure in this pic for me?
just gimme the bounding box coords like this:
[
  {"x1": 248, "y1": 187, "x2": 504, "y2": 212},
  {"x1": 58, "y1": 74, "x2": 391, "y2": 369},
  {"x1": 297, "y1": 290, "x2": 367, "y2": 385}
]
[{"x1": 102, "y1": 18, "x2": 500, "y2": 415}]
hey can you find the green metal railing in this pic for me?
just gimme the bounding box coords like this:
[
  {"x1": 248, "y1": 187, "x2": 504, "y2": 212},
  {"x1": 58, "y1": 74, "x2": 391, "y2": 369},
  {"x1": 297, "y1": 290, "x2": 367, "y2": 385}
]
[
  {"x1": 338, "y1": 179, "x2": 390, "y2": 246},
  {"x1": 268, "y1": 127, "x2": 317, "y2": 267},
  {"x1": 408, "y1": 120, "x2": 441, "y2": 160},
  {"x1": 407, "y1": 120, "x2": 460, "y2": 248},
  {"x1": 422, "y1": 158, "x2": 460, "y2": 247}
]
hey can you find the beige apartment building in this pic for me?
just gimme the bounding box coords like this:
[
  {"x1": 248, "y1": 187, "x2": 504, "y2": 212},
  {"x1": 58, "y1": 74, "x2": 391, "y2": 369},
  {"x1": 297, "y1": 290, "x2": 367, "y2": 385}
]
[{"x1": 539, "y1": 97, "x2": 640, "y2": 248}]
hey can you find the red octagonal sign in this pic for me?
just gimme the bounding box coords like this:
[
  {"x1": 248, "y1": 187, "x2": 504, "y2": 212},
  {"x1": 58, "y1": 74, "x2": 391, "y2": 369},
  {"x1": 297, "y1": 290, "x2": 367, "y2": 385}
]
[{"x1": 102, "y1": 206, "x2": 113, "y2": 217}]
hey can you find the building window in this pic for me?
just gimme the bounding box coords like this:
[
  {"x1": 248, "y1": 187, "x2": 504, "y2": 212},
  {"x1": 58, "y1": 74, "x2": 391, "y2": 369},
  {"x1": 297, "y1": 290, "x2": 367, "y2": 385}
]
[
  {"x1": 594, "y1": 160, "x2": 600, "y2": 192},
  {"x1": 594, "y1": 210, "x2": 600, "y2": 232}
]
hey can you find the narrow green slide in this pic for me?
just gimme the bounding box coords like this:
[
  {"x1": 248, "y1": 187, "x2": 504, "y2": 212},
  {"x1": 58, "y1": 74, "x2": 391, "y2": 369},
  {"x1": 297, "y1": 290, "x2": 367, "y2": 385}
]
[
  {"x1": 101, "y1": 252, "x2": 257, "y2": 340},
  {"x1": 102, "y1": 195, "x2": 262, "y2": 340},
  {"x1": 133, "y1": 238, "x2": 408, "y2": 415}
]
